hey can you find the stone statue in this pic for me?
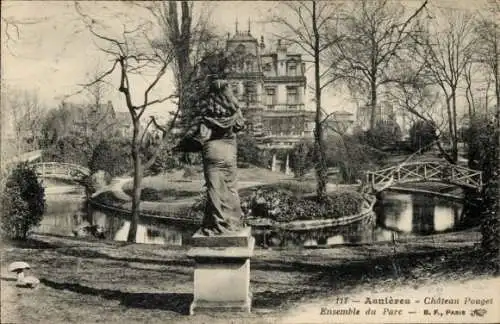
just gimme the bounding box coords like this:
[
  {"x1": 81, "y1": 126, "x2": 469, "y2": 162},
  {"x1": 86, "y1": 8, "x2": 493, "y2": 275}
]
[{"x1": 176, "y1": 69, "x2": 246, "y2": 236}]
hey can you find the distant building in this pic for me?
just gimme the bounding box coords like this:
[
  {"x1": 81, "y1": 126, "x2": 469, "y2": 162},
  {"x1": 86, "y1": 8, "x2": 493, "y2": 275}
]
[
  {"x1": 324, "y1": 110, "x2": 355, "y2": 135},
  {"x1": 224, "y1": 24, "x2": 315, "y2": 150},
  {"x1": 355, "y1": 100, "x2": 409, "y2": 137},
  {"x1": 70, "y1": 101, "x2": 134, "y2": 138}
]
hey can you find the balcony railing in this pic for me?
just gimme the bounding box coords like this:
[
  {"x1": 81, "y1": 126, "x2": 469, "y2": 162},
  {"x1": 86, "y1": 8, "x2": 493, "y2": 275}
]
[{"x1": 266, "y1": 104, "x2": 304, "y2": 111}]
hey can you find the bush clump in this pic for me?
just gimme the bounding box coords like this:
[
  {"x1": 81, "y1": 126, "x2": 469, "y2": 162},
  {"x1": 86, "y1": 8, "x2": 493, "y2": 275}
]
[
  {"x1": 243, "y1": 187, "x2": 364, "y2": 222},
  {"x1": 409, "y1": 120, "x2": 437, "y2": 152},
  {"x1": 325, "y1": 134, "x2": 387, "y2": 184},
  {"x1": 187, "y1": 183, "x2": 364, "y2": 223},
  {"x1": 290, "y1": 140, "x2": 315, "y2": 178},
  {"x1": 366, "y1": 119, "x2": 403, "y2": 149},
  {"x1": 465, "y1": 114, "x2": 499, "y2": 259},
  {"x1": 1, "y1": 162, "x2": 46, "y2": 240},
  {"x1": 89, "y1": 139, "x2": 131, "y2": 177},
  {"x1": 237, "y1": 133, "x2": 272, "y2": 168}
]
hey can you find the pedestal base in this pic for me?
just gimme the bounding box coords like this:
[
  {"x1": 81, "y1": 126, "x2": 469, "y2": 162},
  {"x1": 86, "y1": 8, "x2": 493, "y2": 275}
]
[
  {"x1": 187, "y1": 227, "x2": 254, "y2": 315},
  {"x1": 189, "y1": 293, "x2": 253, "y2": 314}
]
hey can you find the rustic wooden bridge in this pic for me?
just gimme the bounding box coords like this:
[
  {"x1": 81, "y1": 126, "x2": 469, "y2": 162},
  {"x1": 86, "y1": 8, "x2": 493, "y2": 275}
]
[
  {"x1": 365, "y1": 161, "x2": 482, "y2": 193},
  {"x1": 32, "y1": 162, "x2": 90, "y2": 182}
]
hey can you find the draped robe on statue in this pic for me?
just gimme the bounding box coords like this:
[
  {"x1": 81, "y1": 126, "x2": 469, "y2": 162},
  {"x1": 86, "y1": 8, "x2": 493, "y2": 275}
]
[{"x1": 178, "y1": 80, "x2": 245, "y2": 236}]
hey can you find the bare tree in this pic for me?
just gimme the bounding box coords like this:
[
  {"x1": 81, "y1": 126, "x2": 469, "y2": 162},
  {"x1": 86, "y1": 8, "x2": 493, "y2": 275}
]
[
  {"x1": 328, "y1": 0, "x2": 428, "y2": 131},
  {"x1": 412, "y1": 8, "x2": 477, "y2": 163},
  {"x1": 79, "y1": 64, "x2": 118, "y2": 154},
  {"x1": 268, "y1": 0, "x2": 345, "y2": 200},
  {"x1": 76, "y1": 3, "x2": 175, "y2": 242},
  {"x1": 474, "y1": 1, "x2": 499, "y2": 122},
  {"x1": 4, "y1": 88, "x2": 45, "y2": 156},
  {"x1": 1, "y1": 1, "x2": 53, "y2": 57},
  {"x1": 389, "y1": 78, "x2": 452, "y2": 155},
  {"x1": 138, "y1": 1, "x2": 221, "y2": 170}
]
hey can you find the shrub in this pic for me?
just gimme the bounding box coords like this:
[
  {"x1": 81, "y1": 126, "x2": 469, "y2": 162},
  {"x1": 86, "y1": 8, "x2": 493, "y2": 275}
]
[
  {"x1": 243, "y1": 186, "x2": 364, "y2": 222},
  {"x1": 237, "y1": 161, "x2": 252, "y2": 168},
  {"x1": 1, "y1": 162, "x2": 46, "y2": 240},
  {"x1": 42, "y1": 135, "x2": 91, "y2": 167},
  {"x1": 122, "y1": 187, "x2": 198, "y2": 202},
  {"x1": 237, "y1": 133, "x2": 270, "y2": 168},
  {"x1": 325, "y1": 135, "x2": 387, "y2": 184},
  {"x1": 366, "y1": 119, "x2": 402, "y2": 149},
  {"x1": 183, "y1": 165, "x2": 198, "y2": 179},
  {"x1": 290, "y1": 140, "x2": 315, "y2": 178},
  {"x1": 138, "y1": 188, "x2": 163, "y2": 201},
  {"x1": 465, "y1": 115, "x2": 499, "y2": 259},
  {"x1": 148, "y1": 148, "x2": 179, "y2": 175},
  {"x1": 409, "y1": 120, "x2": 437, "y2": 152},
  {"x1": 89, "y1": 139, "x2": 131, "y2": 177}
]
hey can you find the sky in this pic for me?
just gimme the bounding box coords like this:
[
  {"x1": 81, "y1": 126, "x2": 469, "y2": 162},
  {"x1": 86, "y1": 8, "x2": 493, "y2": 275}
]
[
  {"x1": 1, "y1": 0, "x2": 493, "y2": 123},
  {"x1": 1, "y1": 1, "x2": 282, "y2": 119}
]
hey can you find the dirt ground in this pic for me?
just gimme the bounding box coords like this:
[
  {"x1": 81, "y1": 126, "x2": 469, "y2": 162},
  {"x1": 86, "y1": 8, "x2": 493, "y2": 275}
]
[{"x1": 1, "y1": 230, "x2": 498, "y2": 324}]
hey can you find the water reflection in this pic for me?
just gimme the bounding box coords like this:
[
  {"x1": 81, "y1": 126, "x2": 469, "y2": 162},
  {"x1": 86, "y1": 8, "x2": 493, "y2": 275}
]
[
  {"x1": 375, "y1": 191, "x2": 464, "y2": 235},
  {"x1": 36, "y1": 184, "x2": 466, "y2": 247},
  {"x1": 37, "y1": 191, "x2": 196, "y2": 245}
]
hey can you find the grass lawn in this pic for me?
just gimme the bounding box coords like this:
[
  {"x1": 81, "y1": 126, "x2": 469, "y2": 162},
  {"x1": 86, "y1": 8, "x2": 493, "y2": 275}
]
[{"x1": 1, "y1": 231, "x2": 497, "y2": 323}]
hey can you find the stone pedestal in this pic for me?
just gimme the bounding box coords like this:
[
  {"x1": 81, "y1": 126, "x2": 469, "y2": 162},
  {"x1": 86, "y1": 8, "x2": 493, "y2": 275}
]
[{"x1": 187, "y1": 227, "x2": 254, "y2": 315}]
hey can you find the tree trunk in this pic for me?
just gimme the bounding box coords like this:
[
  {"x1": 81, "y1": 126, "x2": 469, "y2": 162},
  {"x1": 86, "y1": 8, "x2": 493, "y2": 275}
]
[
  {"x1": 369, "y1": 79, "x2": 378, "y2": 130},
  {"x1": 495, "y1": 65, "x2": 500, "y2": 123},
  {"x1": 127, "y1": 119, "x2": 142, "y2": 243},
  {"x1": 312, "y1": 1, "x2": 327, "y2": 201},
  {"x1": 444, "y1": 96, "x2": 457, "y2": 164},
  {"x1": 451, "y1": 90, "x2": 458, "y2": 163}
]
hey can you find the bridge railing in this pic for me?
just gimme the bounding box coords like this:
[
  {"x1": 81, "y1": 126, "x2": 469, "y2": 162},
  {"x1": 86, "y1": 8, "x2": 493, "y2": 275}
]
[
  {"x1": 366, "y1": 161, "x2": 482, "y2": 191},
  {"x1": 32, "y1": 162, "x2": 90, "y2": 180},
  {"x1": 449, "y1": 164, "x2": 482, "y2": 188}
]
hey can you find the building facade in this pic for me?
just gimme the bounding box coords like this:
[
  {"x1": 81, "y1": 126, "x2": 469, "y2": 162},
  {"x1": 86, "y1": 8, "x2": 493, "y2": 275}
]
[{"x1": 225, "y1": 27, "x2": 315, "y2": 150}]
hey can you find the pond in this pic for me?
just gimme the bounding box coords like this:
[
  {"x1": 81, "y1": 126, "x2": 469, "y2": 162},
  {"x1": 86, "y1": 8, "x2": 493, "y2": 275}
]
[{"x1": 35, "y1": 184, "x2": 467, "y2": 247}]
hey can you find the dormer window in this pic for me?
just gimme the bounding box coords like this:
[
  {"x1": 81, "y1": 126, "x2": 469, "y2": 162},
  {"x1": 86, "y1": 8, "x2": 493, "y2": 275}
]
[{"x1": 236, "y1": 44, "x2": 246, "y2": 54}]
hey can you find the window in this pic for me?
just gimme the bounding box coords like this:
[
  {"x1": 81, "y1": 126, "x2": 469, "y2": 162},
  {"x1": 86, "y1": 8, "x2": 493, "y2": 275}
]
[
  {"x1": 236, "y1": 44, "x2": 246, "y2": 54},
  {"x1": 286, "y1": 87, "x2": 299, "y2": 106},
  {"x1": 246, "y1": 61, "x2": 253, "y2": 72},
  {"x1": 265, "y1": 88, "x2": 276, "y2": 107},
  {"x1": 244, "y1": 82, "x2": 257, "y2": 103},
  {"x1": 231, "y1": 83, "x2": 239, "y2": 97},
  {"x1": 288, "y1": 61, "x2": 297, "y2": 76}
]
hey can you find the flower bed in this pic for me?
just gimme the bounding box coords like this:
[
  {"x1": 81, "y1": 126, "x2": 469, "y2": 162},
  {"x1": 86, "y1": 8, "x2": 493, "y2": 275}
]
[
  {"x1": 242, "y1": 186, "x2": 366, "y2": 222},
  {"x1": 91, "y1": 181, "x2": 371, "y2": 234},
  {"x1": 122, "y1": 187, "x2": 199, "y2": 202},
  {"x1": 185, "y1": 183, "x2": 368, "y2": 224}
]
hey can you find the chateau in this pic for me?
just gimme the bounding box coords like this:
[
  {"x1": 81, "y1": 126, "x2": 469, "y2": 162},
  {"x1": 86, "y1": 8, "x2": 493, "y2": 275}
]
[{"x1": 224, "y1": 25, "x2": 315, "y2": 150}]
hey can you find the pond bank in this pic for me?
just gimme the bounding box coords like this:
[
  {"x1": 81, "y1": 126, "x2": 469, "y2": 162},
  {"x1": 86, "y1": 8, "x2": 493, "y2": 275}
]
[
  {"x1": 88, "y1": 177, "x2": 363, "y2": 227},
  {"x1": 1, "y1": 230, "x2": 497, "y2": 323}
]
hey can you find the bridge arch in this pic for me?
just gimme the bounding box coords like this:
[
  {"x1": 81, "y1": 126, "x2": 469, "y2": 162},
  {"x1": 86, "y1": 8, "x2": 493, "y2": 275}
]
[{"x1": 32, "y1": 162, "x2": 90, "y2": 183}]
